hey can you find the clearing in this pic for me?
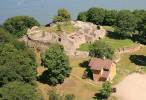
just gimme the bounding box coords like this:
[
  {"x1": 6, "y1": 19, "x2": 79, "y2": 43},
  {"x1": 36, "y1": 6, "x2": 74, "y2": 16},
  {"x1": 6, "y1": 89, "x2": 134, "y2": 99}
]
[
  {"x1": 113, "y1": 45, "x2": 146, "y2": 84},
  {"x1": 114, "y1": 73, "x2": 146, "y2": 100},
  {"x1": 37, "y1": 56, "x2": 101, "y2": 100},
  {"x1": 78, "y1": 37, "x2": 135, "y2": 51}
]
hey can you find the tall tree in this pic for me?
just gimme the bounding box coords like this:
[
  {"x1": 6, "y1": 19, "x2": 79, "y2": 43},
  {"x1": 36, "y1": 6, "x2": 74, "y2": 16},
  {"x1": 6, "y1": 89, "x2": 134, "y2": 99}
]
[
  {"x1": 3, "y1": 16, "x2": 39, "y2": 37},
  {"x1": 133, "y1": 10, "x2": 146, "y2": 31},
  {"x1": 0, "y1": 81, "x2": 39, "y2": 100},
  {"x1": 115, "y1": 10, "x2": 137, "y2": 38},
  {"x1": 103, "y1": 10, "x2": 118, "y2": 26},
  {"x1": 0, "y1": 43, "x2": 36, "y2": 86},
  {"x1": 89, "y1": 41, "x2": 114, "y2": 59},
  {"x1": 40, "y1": 43, "x2": 71, "y2": 86},
  {"x1": 53, "y1": 8, "x2": 71, "y2": 22},
  {"x1": 87, "y1": 7, "x2": 105, "y2": 25},
  {"x1": 77, "y1": 12, "x2": 87, "y2": 22},
  {"x1": 99, "y1": 82, "x2": 112, "y2": 99}
]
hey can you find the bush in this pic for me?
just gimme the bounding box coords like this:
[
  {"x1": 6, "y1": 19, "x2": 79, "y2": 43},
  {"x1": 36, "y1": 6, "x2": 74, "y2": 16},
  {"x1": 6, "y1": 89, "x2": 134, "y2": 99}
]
[
  {"x1": 40, "y1": 43, "x2": 71, "y2": 86},
  {"x1": 0, "y1": 81, "x2": 39, "y2": 100},
  {"x1": 53, "y1": 8, "x2": 71, "y2": 22},
  {"x1": 89, "y1": 41, "x2": 114, "y2": 59},
  {"x1": 3, "y1": 16, "x2": 39, "y2": 37}
]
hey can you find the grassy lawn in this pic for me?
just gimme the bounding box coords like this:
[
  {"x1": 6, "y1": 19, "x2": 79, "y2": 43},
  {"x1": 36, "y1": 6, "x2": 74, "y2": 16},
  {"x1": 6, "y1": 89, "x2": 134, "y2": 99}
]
[
  {"x1": 37, "y1": 56, "x2": 101, "y2": 100},
  {"x1": 103, "y1": 26, "x2": 115, "y2": 32},
  {"x1": 78, "y1": 37, "x2": 135, "y2": 51},
  {"x1": 99, "y1": 37, "x2": 135, "y2": 50},
  {"x1": 39, "y1": 22, "x2": 76, "y2": 34},
  {"x1": 113, "y1": 46, "x2": 146, "y2": 84}
]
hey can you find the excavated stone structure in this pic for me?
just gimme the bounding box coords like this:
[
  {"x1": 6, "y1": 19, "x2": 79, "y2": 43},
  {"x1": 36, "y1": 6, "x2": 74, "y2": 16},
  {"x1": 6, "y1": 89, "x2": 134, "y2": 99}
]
[{"x1": 22, "y1": 21, "x2": 107, "y2": 55}]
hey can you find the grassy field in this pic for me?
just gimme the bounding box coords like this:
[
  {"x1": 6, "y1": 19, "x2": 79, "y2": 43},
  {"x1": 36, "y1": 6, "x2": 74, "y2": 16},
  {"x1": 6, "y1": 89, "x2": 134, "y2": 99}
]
[
  {"x1": 37, "y1": 56, "x2": 101, "y2": 100},
  {"x1": 78, "y1": 37, "x2": 135, "y2": 51},
  {"x1": 113, "y1": 46, "x2": 146, "y2": 84},
  {"x1": 40, "y1": 22, "x2": 76, "y2": 34}
]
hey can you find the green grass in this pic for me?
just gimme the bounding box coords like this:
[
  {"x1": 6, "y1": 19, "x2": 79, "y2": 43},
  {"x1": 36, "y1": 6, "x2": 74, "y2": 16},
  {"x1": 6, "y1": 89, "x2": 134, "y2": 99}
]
[
  {"x1": 99, "y1": 37, "x2": 135, "y2": 50},
  {"x1": 77, "y1": 43, "x2": 91, "y2": 51},
  {"x1": 113, "y1": 46, "x2": 146, "y2": 84},
  {"x1": 78, "y1": 37, "x2": 135, "y2": 51},
  {"x1": 103, "y1": 26, "x2": 115, "y2": 32},
  {"x1": 39, "y1": 22, "x2": 76, "y2": 34},
  {"x1": 50, "y1": 22, "x2": 76, "y2": 34}
]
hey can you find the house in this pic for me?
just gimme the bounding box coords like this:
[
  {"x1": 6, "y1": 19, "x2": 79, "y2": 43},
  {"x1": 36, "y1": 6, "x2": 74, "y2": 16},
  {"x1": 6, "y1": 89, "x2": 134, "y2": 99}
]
[{"x1": 88, "y1": 58, "x2": 116, "y2": 82}]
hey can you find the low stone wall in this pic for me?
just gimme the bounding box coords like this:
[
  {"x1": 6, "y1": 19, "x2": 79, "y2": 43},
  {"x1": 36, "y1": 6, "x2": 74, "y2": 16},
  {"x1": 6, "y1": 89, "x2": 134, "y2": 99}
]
[
  {"x1": 74, "y1": 50, "x2": 89, "y2": 58},
  {"x1": 116, "y1": 44, "x2": 142, "y2": 54},
  {"x1": 113, "y1": 44, "x2": 142, "y2": 63}
]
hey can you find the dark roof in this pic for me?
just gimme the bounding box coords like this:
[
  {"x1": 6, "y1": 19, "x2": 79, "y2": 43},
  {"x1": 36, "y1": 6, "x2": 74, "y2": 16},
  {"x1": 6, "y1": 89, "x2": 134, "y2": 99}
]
[{"x1": 88, "y1": 58, "x2": 113, "y2": 70}]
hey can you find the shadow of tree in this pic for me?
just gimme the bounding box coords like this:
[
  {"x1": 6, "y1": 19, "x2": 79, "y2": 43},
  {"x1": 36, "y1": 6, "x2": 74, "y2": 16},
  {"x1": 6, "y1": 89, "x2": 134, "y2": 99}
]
[
  {"x1": 129, "y1": 55, "x2": 146, "y2": 66},
  {"x1": 93, "y1": 93, "x2": 107, "y2": 100},
  {"x1": 80, "y1": 60, "x2": 93, "y2": 79}
]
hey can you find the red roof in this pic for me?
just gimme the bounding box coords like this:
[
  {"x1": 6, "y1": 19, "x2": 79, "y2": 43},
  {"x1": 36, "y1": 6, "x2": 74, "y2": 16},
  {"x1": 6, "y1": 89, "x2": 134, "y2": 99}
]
[{"x1": 88, "y1": 58, "x2": 113, "y2": 70}]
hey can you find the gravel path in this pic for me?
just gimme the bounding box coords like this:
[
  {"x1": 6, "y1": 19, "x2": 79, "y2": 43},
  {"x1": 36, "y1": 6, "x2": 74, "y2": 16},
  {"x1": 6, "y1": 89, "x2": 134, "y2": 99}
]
[{"x1": 114, "y1": 73, "x2": 146, "y2": 100}]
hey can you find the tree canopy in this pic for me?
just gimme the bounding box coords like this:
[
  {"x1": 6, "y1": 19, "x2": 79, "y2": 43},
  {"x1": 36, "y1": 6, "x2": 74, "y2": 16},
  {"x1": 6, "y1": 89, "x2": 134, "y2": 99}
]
[
  {"x1": 40, "y1": 43, "x2": 71, "y2": 86},
  {"x1": 0, "y1": 81, "x2": 39, "y2": 100},
  {"x1": 89, "y1": 41, "x2": 114, "y2": 59},
  {"x1": 114, "y1": 10, "x2": 137, "y2": 38},
  {"x1": 53, "y1": 8, "x2": 71, "y2": 22},
  {"x1": 87, "y1": 7, "x2": 105, "y2": 25},
  {"x1": 77, "y1": 12, "x2": 87, "y2": 22},
  {"x1": 3, "y1": 16, "x2": 40, "y2": 37},
  {"x1": 0, "y1": 43, "x2": 36, "y2": 86},
  {"x1": 99, "y1": 82, "x2": 112, "y2": 99}
]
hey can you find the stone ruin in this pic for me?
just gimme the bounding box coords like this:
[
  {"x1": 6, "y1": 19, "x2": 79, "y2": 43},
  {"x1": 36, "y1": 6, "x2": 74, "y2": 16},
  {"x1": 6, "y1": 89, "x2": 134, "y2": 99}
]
[{"x1": 21, "y1": 21, "x2": 107, "y2": 55}]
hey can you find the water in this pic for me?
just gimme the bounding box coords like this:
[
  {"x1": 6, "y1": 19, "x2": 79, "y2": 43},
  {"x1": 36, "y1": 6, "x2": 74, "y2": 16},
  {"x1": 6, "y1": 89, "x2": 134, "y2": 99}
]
[{"x1": 0, "y1": 0, "x2": 146, "y2": 25}]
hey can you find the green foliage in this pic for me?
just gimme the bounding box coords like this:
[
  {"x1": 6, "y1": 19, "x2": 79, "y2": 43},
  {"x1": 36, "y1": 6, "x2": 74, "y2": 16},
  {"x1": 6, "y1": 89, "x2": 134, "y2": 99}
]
[
  {"x1": 64, "y1": 94, "x2": 75, "y2": 100},
  {"x1": 3, "y1": 16, "x2": 40, "y2": 37},
  {"x1": 0, "y1": 81, "x2": 39, "y2": 100},
  {"x1": 99, "y1": 82, "x2": 112, "y2": 99},
  {"x1": 0, "y1": 28, "x2": 14, "y2": 43},
  {"x1": 53, "y1": 8, "x2": 71, "y2": 22},
  {"x1": 87, "y1": 7, "x2": 105, "y2": 24},
  {"x1": 89, "y1": 41, "x2": 114, "y2": 59},
  {"x1": 40, "y1": 43, "x2": 71, "y2": 86},
  {"x1": 133, "y1": 10, "x2": 146, "y2": 31},
  {"x1": 48, "y1": 90, "x2": 75, "y2": 100},
  {"x1": 48, "y1": 90, "x2": 61, "y2": 100},
  {"x1": 115, "y1": 10, "x2": 137, "y2": 38},
  {"x1": 103, "y1": 10, "x2": 118, "y2": 26},
  {"x1": 0, "y1": 43, "x2": 36, "y2": 86},
  {"x1": 77, "y1": 12, "x2": 87, "y2": 22}
]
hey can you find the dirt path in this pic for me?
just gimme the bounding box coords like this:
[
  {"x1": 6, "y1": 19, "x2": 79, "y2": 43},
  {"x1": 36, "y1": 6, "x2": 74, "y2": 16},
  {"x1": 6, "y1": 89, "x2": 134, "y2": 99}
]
[{"x1": 114, "y1": 73, "x2": 146, "y2": 100}]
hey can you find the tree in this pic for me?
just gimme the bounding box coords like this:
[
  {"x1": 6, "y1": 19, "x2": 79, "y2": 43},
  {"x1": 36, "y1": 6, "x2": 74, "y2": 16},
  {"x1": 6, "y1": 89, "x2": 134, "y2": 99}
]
[
  {"x1": 64, "y1": 94, "x2": 75, "y2": 100},
  {"x1": 137, "y1": 15, "x2": 146, "y2": 44},
  {"x1": 89, "y1": 41, "x2": 114, "y2": 59},
  {"x1": 115, "y1": 10, "x2": 137, "y2": 38},
  {"x1": 103, "y1": 10, "x2": 118, "y2": 26},
  {"x1": 0, "y1": 81, "x2": 39, "y2": 100},
  {"x1": 40, "y1": 43, "x2": 71, "y2": 86},
  {"x1": 3, "y1": 16, "x2": 40, "y2": 37},
  {"x1": 99, "y1": 82, "x2": 112, "y2": 99},
  {"x1": 53, "y1": 8, "x2": 71, "y2": 22},
  {"x1": 77, "y1": 12, "x2": 87, "y2": 22},
  {"x1": 0, "y1": 43, "x2": 36, "y2": 86},
  {"x1": 133, "y1": 10, "x2": 146, "y2": 31},
  {"x1": 87, "y1": 7, "x2": 105, "y2": 25},
  {"x1": 48, "y1": 90, "x2": 61, "y2": 100}
]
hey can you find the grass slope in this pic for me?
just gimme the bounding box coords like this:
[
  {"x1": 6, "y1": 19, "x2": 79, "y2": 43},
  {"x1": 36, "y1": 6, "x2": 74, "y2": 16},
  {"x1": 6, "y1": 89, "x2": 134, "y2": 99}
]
[{"x1": 78, "y1": 37, "x2": 135, "y2": 51}]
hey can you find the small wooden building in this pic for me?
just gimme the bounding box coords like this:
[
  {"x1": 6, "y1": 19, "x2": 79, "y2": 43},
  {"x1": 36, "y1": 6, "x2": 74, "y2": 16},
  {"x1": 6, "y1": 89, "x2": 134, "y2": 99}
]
[{"x1": 88, "y1": 58, "x2": 116, "y2": 82}]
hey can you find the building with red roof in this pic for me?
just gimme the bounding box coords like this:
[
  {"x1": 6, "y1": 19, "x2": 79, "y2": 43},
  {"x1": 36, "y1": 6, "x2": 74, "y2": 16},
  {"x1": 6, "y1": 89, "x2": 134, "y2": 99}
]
[{"x1": 88, "y1": 58, "x2": 116, "y2": 82}]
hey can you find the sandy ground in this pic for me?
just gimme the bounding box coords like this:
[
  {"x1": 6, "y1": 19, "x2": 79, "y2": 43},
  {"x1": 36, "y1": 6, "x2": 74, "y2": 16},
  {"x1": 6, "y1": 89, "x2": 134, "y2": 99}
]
[{"x1": 114, "y1": 73, "x2": 146, "y2": 100}]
